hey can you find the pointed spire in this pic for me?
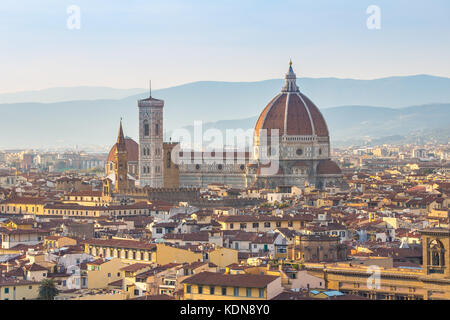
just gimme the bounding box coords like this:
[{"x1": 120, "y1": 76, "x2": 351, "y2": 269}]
[
  {"x1": 117, "y1": 118, "x2": 126, "y2": 151},
  {"x1": 288, "y1": 59, "x2": 294, "y2": 74},
  {"x1": 281, "y1": 59, "x2": 299, "y2": 93}
]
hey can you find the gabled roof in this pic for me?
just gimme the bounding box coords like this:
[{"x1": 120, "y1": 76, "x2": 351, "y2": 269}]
[
  {"x1": 163, "y1": 232, "x2": 210, "y2": 242},
  {"x1": 120, "y1": 263, "x2": 151, "y2": 272},
  {"x1": 24, "y1": 263, "x2": 47, "y2": 272},
  {"x1": 84, "y1": 238, "x2": 157, "y2": 251}
]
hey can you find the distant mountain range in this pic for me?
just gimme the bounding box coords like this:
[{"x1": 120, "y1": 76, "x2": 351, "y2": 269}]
[
  {"x1": 0, "y1": 75, "x2": 449, "y2": 149},
  {"x1": 180, "y1": 104, "x2": 450, "y2": 146},
  {"x1": 3, "y1": 74, "x2": 450, "y2": 108},
  {"x1": 0, "y1": 86, "x2": 146, "y2": 104}
]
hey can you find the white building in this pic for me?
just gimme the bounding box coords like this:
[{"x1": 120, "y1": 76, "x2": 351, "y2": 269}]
[{"x1": 138, "y1": 95, "x2": 164, "y2": 188}]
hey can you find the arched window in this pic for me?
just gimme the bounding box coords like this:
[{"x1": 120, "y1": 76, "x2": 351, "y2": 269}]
[
  {"x1": 429, "y1": 240, "x2": 445, "y2": 267},
  {"x1": 155, "y1": 123, "x2": 159, "y2": 136},
  {"x1": 144, "y1": 120, "x2": 149, "y2": 136},
  {"x1": 432, "y1": 251, "x2": 440, "y2": 266}
]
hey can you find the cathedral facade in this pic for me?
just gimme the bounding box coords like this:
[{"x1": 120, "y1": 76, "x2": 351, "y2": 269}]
[
  {"x1": 249, "y1": 61, "x2": 343, "y2": 189},
  {"x1": 105, "y1": 61, "x2": 344, "y2": 190},
  {"x1": 176, "y1": 61, "x2": 344, "y2": 189}
]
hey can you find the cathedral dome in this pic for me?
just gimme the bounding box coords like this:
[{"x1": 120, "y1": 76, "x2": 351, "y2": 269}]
[
  {"x1": 107, "y1": 137, "x2": 139, "y2": 163},
  {"x1": 254, "y1": 61, "x2": 329, "y2": 139}
]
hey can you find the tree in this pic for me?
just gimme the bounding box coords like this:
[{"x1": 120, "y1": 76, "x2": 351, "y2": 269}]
[
  {"x1": 277, "y1": 202, "x2": 289, "y2": 209},
  {"x1": 38, "y1": 279, "x2": 59, "y2": 300}
]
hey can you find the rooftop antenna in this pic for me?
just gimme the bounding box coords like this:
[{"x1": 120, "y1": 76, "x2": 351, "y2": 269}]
[{"x1": 149, "y1": 80, "x2": 152, "y2": 98}]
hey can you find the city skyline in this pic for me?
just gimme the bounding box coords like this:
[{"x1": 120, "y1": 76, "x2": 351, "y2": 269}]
[{"x1": 0, "y1": 1, "x2": 449, "y2": 304}]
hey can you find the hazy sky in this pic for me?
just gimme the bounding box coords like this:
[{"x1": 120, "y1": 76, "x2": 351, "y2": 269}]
[{"x1": 1, "y1": 0, "x2": 449, "y2": 93}]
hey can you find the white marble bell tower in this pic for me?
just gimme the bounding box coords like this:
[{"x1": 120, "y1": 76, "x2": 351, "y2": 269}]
[{"x1": 138, "y1": 88, "x2": 164, "y2": 188}]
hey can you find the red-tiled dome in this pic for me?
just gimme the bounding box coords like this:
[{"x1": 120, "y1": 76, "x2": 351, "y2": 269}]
[
  {"x1": 107, "y1": 138, "x2": 139, "y2": 163},
  {"x1": 254, "y1": 62, "x2": 329, "y2": 139},
  {"x1": 316, "y1": 160, "x2": 342, "y2": 175}
]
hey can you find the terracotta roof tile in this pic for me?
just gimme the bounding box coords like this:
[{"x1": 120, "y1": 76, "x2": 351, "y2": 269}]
[
  {"x1": 181, "y1": 271, "x2": 279, "y2": 288},
  {"x1": 107, "y1": 138, "x2": 139, "y2": 163}
]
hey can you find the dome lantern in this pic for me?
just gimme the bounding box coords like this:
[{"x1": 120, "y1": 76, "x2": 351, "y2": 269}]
[{"x1": 281, "y1": 60, "x2": 299, "y2": 93}]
